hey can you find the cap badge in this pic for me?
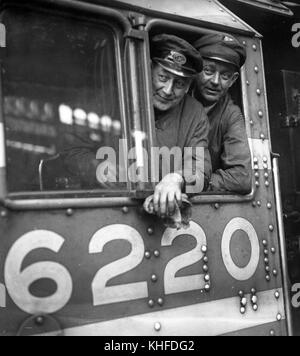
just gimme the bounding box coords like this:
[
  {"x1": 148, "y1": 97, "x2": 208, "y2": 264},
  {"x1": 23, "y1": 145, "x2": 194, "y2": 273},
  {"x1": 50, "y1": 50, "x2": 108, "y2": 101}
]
[
  {"x1": 167, "y1": 51, "x2": 187, "y2": 66},
  {"x1": 223, "y1": 36, "x2": 234, "y2": 43}
]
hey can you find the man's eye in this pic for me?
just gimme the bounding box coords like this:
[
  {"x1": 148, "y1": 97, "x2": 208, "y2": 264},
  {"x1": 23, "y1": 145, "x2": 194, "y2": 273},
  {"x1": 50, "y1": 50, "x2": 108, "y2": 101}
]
[
  {"x1": 159, "y1": 75, "x2": 168, "y2": 82},
  {"x1": 175, "y1": 81, "x2": 186, "y2": 89},
  {"x1": 203, "y1": 67, "x2": 215, "y2": 75},
  {"x1": 221, "y1": 72, "x2": 233, "y2": 80}
]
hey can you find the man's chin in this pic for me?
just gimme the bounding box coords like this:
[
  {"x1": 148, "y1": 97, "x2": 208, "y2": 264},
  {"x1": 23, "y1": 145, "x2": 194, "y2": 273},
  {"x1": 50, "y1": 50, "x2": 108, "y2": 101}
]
[
  {"x1": 153, "y1": 100, "x2": 174, "y2": 112},
  {"x1": 201, "y1": 93, "x2": 220, "y2": 105}
]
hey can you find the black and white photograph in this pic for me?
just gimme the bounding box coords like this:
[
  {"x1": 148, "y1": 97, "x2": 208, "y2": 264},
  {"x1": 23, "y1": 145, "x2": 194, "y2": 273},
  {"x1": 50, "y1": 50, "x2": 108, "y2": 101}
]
[{"x1": 0, "y1": 0, "x2": 300, "y2": 338}]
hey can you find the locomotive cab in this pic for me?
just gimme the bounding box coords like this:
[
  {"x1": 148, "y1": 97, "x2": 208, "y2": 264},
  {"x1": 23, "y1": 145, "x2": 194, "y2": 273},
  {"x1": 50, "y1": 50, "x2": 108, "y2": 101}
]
[{"x1": 0, "y1": 0, "x2": 293, "y2": 336}]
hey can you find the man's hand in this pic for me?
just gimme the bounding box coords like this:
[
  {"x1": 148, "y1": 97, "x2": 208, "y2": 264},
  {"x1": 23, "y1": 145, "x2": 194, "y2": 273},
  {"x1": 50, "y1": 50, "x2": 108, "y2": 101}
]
[{"x1": 153, "y1": 173, "x2": 184, "y2": 218}]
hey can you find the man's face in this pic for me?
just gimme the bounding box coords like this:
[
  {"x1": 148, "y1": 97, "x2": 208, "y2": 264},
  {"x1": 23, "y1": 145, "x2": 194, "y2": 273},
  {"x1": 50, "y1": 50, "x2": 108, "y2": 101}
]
[
  {"x1": 152, "y1": 64, "x2": 192, "y2": 112},
  {"x1": 196, "y1": 59, "x2": 239, "y2": 105}
]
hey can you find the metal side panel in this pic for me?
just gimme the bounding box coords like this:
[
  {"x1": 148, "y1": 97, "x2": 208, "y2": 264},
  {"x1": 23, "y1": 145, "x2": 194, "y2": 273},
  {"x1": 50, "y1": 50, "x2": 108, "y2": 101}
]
[
  {"x1": 234, "y1": 0, "x2": 293, "y2": 16},
  {"x1": 110, "y1": 0, "x2": 260, "y2": 35},
  {"x1": 0, "y1": 202, "x2": 287, "y2": 336}
]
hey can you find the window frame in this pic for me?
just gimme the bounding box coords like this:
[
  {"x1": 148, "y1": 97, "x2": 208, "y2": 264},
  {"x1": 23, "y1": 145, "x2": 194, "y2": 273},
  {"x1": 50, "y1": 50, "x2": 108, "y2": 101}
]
[
  {"x1": 145, "y1": 18, "x2": 255, "y2": 205},
  {"x1": 0, "y1": 0, "x2": 149, "y2": 210}
]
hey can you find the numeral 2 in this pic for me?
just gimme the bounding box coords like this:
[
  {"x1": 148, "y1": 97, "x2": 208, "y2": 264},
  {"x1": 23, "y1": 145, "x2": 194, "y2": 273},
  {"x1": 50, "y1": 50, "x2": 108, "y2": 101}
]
[
  {"x1": 89, "y1": 224, "x2": 149, "y2": 306},
  {"x1": 162, "y1": 222, "x2": 207, "y2": 295}
]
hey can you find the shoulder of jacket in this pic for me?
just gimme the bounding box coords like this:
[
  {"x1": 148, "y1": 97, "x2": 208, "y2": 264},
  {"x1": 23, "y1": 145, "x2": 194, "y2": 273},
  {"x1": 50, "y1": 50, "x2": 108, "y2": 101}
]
[{"x1": 222, "y1": 95, "x2": 245, "y2": 128}]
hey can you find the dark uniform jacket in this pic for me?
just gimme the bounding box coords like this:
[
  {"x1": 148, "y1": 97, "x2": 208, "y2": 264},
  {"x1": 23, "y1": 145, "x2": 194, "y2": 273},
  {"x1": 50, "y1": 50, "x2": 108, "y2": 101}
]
[
  {"x1": 207, "y1": 94, "x2": 252, "y2": 194},
  {"x1": 155, "y1": 95, "x2": 212, "y2": 193}
]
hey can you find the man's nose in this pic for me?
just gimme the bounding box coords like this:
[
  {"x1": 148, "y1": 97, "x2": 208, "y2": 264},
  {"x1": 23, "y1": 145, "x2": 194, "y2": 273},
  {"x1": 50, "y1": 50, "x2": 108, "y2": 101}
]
[
  {"x1": 162, "y1": 80, "x2": 174, "y2": 96},
  {"x1": 211, "y1": 72, "x2": 221, "y2": 86}
]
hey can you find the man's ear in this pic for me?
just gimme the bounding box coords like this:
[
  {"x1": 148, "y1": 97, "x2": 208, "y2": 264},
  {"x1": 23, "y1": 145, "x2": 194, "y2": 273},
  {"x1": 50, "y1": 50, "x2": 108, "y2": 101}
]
[{"x1": 229, "y1": 72, "x2": 240, "y2": 88}]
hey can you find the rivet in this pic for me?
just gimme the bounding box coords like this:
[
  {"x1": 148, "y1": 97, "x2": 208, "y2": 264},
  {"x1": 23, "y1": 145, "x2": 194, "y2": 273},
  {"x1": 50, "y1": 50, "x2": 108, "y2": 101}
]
[
  {"x1": 263, "y1": 163, "x2": 268, "y2": 170},
  {"x1": 253, "y1": 157, "x2": 258, "y2": 163},
  {"x1": 254, "y1": 66, "x2": 259, "y2": 73},
  {"x1": 154, "y1": 322, "x2": 161, "y2": 332},
  {"x1": 266, "y1": 275, "x2": 271, "y2": 282},
  {"x1": 264, "y1": 257, "x2": 269, "y2": 264},
  {"x1": 148, "y1": 300, "x2": 155, "y2": 308},
  {"x1": 251, "y1": 295, "x2": 258, "y2": 304},
  {"x1": 35, "y1": 316, "x2": 45, "y2": 326},
  {"x1": 253, "y1": 44, "x2": 257, "y2": 51},
  {"x1": 270, "y1": 330, "x2": 275, "y2": 336},
  {"x1": 267, "y1": 203, "x2": 272, "y2": 209},
  {"x1": 145, "y1": 251, "x2": 151, "y2": 259},
  {"x1": 250, "y1": 120, "x2": 254, "y2": 126},
  {"x1": 257, "y1": 201, "x2": 261, "y2": 207},
  {"x1": 203, "y1": 265, "x2": 209, "y2": 272},
  {"x1": 157, "y1": 298, "x2": 164, "y2": 306},
  {"x1": 264, "y1": 249, "x2": 269, "y2": 255},
  {"x1": 269, "y1": 225, "x2": 274, "y2": 232},
  {"x1": 122, "y1": 206, "x2": 129, "y2": 214},
  {"x1": 258, "y1": 111, "x2": 263, "y2": 118},
  {"x1": 246, "y1": 81, "x2": 250, "y2": 86},
  {"x1": 265, "y1": 181, "x2": 270, "y2": 187},
  {"x1": 240, "y1": 307, "x2": 246, "y2": 315},
  {"x1": 271, "y1": 247, "x2": 276, "y2": 254},
  {"x1": 201, "y1": 245, "x2": 208, "y2": 253},
  {"x1": 241, "y1": 297, "x2": 247, "y2": 307},
  {"x1": 262, "y1": 240, "x2": 268, "y2": 246},
  {"x1": 265, "y1": 266, "x2": 270, "y2": 273},
  {"x1": 243, "y1": 41, "x2": 247, "y2": 46},
  {"x1": 275, "y1": 291, "x2": 280, "y2": 299},
  {"x1": 238, "y1": 291, "x2": 244, "y2": 298},
  {"x1": 260, "y1": 134, "x2": 266, "y2": 140},
  {"x1": 255, "y1": 181, "x2": 260, "y2": 188},
  {"x1": 154, "y1": 250, "x2": 160, "y2": 258},
  {"x1": 251, "y1": 288, "x2": 256, "y2": 294},
  {"x1": 257, "y1": 89, "x2": 261, "y2": 96},
  {"x1": 253, "y1": 304, "x2": 258, "y2": 312},
  {"x1": 151, "y1": 274, "x2": 158, "y2": 283},
  {"x1": 254, "y1": 172, "x2": 259, "y2": 178},
  {"x1": 66, "y1": 208, "x2": 74, "y2": 217},
  {"x1": 204, "y1": 283, "x2": 211, "y2": 292},
  {"x1": 214, "y1": 203, "x2": 220, "y2": 209},
  {"x1": 252, "y1": 201, "x2": 257, "y2": 207},
  {"x1": 0, "y1": 210, "x2": 7, "y2": 218},
  {"x1": 263, "y1": 157, "x2": 268, "y2": 163},
  {"x1": 147, "y1": 227, "x2": 154, "y2": 235},
  {"x1": 277, "y1": 313, "x2": 282, "y2": 321},
  {"x1": 254, "y1": 164, "x2": 259, "y2": 171},
  {"x1": 273, "y1": 269, "x2": 278, "y2": 277},
  {"x1": 204, "y1": 274, "x2": 210, "y2": 282},
  {"x1": 203, "y1": 256, "x2": 209, "y2": 263},
  {"x1": 264, "y1": 173, "x2": 269, "y2": 179}
]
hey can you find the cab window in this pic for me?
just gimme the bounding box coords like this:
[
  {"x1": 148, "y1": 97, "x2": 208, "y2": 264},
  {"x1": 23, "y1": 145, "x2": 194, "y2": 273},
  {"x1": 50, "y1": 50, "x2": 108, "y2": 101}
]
[
  {"x1": 148, "y1": 27, "x2": 251, "y2": 198},
  {"x1": 2, "y1": 7, "x2": 125, "y2": 193}
]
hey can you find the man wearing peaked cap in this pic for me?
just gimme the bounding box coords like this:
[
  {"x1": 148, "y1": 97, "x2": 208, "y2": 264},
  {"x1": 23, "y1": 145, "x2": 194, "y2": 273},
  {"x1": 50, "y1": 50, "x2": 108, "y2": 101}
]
[
  {"x1": 149, "y1": 34, "x2": 212, "y2": 217},
  {"x1": 151, "y1": 34, "x2": 203, "y2": 78},
  {"x1": 192, "y1": 33, "x2": 252, "y2": 194}
]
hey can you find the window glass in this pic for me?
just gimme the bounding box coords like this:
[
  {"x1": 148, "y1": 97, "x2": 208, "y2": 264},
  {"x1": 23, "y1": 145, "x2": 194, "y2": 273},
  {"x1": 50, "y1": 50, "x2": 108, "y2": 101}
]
[{"x1": 2, "y1": 8, "x2": 125, "y2": 193}]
